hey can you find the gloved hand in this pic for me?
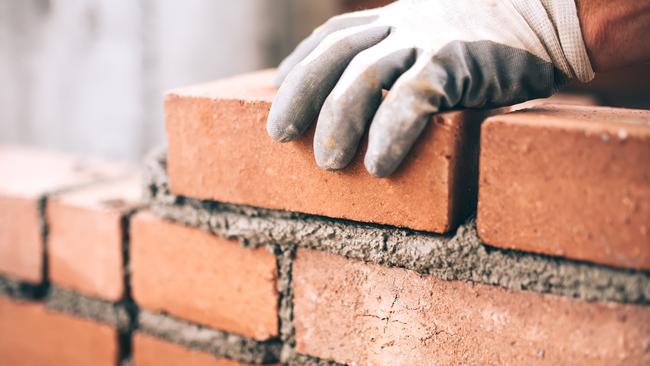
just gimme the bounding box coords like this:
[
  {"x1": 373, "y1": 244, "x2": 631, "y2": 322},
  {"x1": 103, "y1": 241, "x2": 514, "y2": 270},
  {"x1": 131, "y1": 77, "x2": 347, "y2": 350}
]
[{"x1": 267, "y1": 0, "x2": 594, "y2": 177}]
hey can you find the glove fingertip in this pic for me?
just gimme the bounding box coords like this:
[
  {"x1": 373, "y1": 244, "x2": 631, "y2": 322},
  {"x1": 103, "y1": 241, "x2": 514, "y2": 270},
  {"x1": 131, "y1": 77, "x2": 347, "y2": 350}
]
[
  {"x1": 266, "y1": 118, "x2": 300, "y2": 142},
  {"x1": 364, "y1": 153, "x2": 393, "y2": 178}
]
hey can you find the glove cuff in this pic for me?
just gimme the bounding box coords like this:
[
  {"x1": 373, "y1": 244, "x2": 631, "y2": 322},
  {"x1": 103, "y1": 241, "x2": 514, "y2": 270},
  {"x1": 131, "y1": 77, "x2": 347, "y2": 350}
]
[{"x1": 512, "y1": 0, "x2": 595, "y2": 83}]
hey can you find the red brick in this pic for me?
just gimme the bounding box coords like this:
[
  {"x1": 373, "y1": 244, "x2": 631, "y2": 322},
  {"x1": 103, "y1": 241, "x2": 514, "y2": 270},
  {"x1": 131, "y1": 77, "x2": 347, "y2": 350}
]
[
  {"x1": 133, "y1": 332, "x2": 253, "y2": 366},
  {"x1": 0, "y1": 145, "x2": 128, "y2": 283},
  {"x1": 130, "y1": 212, "x2": 278, "y2": 340},
  {"x1": 0, "y1": 196, "x2": 41, "y2": 283},
  {"x1": 48, "y1": 175, "x2": 141, "y2": 300},
  {"x1": 477, "y1": 106, "x2": 650, "y2": 270},
  {"x1": 0, "y1": 296, "x2": 118, "y2": 366},
  {"x1": 292, "y1": 249, "x2": 650, "y2": 366},
  {"x1": 509, "y1": 92, "x2": 600, "y2": 112},
  {"x1": 165, "y1": 70, "x2": 490, "y2": 233}
]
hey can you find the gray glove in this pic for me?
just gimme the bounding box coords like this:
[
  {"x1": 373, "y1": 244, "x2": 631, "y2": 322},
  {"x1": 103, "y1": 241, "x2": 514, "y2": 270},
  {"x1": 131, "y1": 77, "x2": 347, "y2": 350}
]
[{"x1": 267, "y1": 0, "x2": 594, "y2": 177}]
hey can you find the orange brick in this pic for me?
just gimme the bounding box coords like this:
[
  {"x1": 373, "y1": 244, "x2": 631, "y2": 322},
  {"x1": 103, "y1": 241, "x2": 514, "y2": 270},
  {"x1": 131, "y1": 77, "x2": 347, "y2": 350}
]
[
  {"x1": 165, "y1": 70, "x2": 489, "y2": 233},
  {"x1": 509, "y1": 92, "x2": 600, "y2": 111},
  {"x1": 0, "y1": 296, "x2": 118, "y2": 365},
  {"x1": 292, "y1": 249, "x2": 650, "y2": 366},
  {"x1": 133, "y1": 332, "x2": 253, "y2": 366},
  {"x1": 0, "y1": 195, "x2": 42, "y2": 283},
  {"x1": 478, "y1": 106, "x2": 650, "y2": 270},
  {"x1": 130, "y1": 212, "x2": 278, "y2": 340},
  {"x1": 0, "y1": 145, "x2": 128, "y2": 283},
  {"x1": 48, "y1": 176, "x2": 141, "y2": 300}
]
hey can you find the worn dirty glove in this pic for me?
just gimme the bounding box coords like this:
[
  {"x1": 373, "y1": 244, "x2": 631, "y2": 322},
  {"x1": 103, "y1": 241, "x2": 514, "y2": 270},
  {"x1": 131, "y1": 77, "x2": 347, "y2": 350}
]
[{"x1": 266, "y1": 0, "x2": 594, "y2": 177}]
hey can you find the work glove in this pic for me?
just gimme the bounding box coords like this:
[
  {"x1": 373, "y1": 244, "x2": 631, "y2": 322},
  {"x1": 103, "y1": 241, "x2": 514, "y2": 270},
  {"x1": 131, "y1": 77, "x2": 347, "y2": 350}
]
[{"x1": 267, "y1": 0, "x2": 594, "y2": 177}]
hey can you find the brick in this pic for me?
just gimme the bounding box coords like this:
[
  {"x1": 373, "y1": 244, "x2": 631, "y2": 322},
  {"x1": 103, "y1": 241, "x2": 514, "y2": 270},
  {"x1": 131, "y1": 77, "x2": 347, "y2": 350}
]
[
  {"x1": 0, "y1": 145, "x2": 128, "y2": 283},
  {"x1": 292, "y1": 249, "x2": 650, "y2": 366},
  {"x1": 165, "y1": 70, "x2": 489, "y2": 233},
  {"x1": 477, "y1": 105, "x2": 650, "y2": 270},
  {"x1": 133, "y1": 332, "x2": 253, "y2": 366},
  {"x1": 48, "y1": 175, "x2": 141, "y2": 301},
  {"x1": 130, "y1": 212, "x2": 278, "y2": 340},
  {"x1": 509, "y1": 92, "x2": 600, "y2": 111},
  {"x1": 0, "y1": 295, "x2": 118, "y2": 365},
  {"x1": 0, "y1": 196, "x2": 41, "y2": 283}
]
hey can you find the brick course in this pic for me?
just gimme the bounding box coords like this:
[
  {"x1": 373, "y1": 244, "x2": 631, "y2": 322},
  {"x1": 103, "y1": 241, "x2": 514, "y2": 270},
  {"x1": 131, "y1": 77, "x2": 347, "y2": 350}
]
[
  {"x1": 0, "y1": 296, "x2": 119, "y2": 366},
  {"x1": 292, "y1": 248, "x2": 650, "y2": 366},
  {"x1": 478, "y1": 105, "x2": 650, "y2": 270},
  {"x1": 130, "y1": 211, "x2": 279, "y2": 340},
  {"x1": 165, "y1": 70, "x2": 489, "y2": 233},
  {"x1": 0, "y1": 145, "x2": 128, "y2": 283},
  {"x1": 133, "y1": 332, "x2": 254, "y2": 366}
]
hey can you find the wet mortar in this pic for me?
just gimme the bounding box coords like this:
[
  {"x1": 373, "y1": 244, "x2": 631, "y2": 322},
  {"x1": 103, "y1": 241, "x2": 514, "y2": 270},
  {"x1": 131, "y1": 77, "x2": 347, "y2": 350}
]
[
  {"x1": 138, "y1": 310, "x2": 281, "y2": 364},
  {"x1": 145, "y1": 149, "x2": 650, "y2": 305}
]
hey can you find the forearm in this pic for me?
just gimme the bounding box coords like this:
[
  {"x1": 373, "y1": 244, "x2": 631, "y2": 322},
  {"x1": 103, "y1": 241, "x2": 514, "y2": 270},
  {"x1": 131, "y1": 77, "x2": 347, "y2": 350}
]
[{"x1": 577, "y1": 0, "x2": 650, "y2": 71}]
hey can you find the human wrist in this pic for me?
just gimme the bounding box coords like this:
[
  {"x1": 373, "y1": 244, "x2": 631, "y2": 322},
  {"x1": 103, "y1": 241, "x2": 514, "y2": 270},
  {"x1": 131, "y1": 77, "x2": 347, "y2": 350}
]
[
  {"x1": 577, "y1": 0, "x2": 650, "y2": 72},
  {"x1": 576, "y1": 0, "x2": 607, "y2": 71}
]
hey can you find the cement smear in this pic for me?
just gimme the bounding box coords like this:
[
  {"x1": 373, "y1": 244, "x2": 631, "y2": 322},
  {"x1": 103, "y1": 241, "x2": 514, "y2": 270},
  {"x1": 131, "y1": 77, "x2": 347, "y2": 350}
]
[
  {"x1": 45, "y1": 287, "x2": 131, "y2": 331},
  {"x1": 271, "y1": 244, "x2": 297, "y2": 363},
  {"x1": 0, "y1": 276, "x2": 47, "y2": 300},
  {"x1": 138, "y1": 310, "x2": 281, "y2": 364},
  {"x1": 146, "y1": 150, "x2": 650, "y2": 304},
  {"x1": 288, "y1": 353, "x2": 347, "y2": 366}
]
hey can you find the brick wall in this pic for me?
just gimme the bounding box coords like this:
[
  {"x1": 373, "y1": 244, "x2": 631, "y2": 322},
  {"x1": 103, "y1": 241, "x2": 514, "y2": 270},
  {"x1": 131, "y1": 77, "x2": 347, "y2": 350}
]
[{"x1": 1, "y1": 70, "x2": 648, "y2": 365}]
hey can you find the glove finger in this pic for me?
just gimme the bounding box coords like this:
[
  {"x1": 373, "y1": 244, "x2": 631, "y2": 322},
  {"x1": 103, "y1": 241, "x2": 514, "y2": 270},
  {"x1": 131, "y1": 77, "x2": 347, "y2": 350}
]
[
  {"x1": 314, "y1": 36, "x2": 415, "y2": 170},
  {"x1": 267, "y1": 24, "x2": 390, "y2": 142},
  {"x1": 275, "y1": 9, "x2": 381, "y2": 86},
  {"x1": 365, "y1": 56, "x2": 448, "y2": 177}
]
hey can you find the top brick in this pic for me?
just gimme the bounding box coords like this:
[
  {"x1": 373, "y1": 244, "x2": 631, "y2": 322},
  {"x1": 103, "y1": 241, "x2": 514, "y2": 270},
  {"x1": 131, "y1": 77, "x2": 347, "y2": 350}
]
[
  {"x1": 165, "y1": 70, "x2": 492, "y2": 233},
  {"x1": 478, "y1": 105, "x2": 650, "y2": 270}
]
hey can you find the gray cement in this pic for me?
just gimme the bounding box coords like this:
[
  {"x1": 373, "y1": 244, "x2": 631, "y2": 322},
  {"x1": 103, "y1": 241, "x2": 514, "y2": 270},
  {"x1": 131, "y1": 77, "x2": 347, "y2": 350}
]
[
  {"x1": 145, "y1": 150, "x2": 650, "y2": 304},
  {"x1": 137, "y1": 310, "x2": 281, "y2": 364},
  {"x1": 45, "y1": 287, "x2": 131, "y2": 331},
  {"x1": 0, "y1": 275, "x2": 47, "y2": 300},
  {"x1": 272, "y1": 244, "x2": 297, "y2": 363},
  {"x1": 288, "y1": 353, "x2": 347, "y2": 366}
]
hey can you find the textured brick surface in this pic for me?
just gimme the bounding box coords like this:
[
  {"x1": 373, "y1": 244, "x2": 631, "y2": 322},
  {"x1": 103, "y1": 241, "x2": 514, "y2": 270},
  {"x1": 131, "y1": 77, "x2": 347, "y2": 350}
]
[
  {"x1": 48, "y1": 176, "x2": 141, "y2": 300},
  {"x1": 165, "y1": 70, "x2": 489, "y2": 233},
  {"x1": 0, "y1": 296, "x2": 118, "y2": 365},
  {"x1": 509, "y1": 92, "x2": 599, "y2": 111},
  {"x1": 478, "y1": 105, "x2": 650, "y2": 270},
  {"x1": 0, "y1": 145, "x2": 127, "y2": 282},
  {"x1": 133, "y1": 332, "x2": 253, "y2": 366},
  {"x1": 130, "y1": 212, "x2": 279, "y2": 340},
  {"x1": 293, "y1": 249, "x2": 650, "y2": 366}
]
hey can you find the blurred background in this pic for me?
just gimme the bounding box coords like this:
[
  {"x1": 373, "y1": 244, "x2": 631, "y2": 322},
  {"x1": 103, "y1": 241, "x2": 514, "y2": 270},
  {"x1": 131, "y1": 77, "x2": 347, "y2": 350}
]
[{"x1": 0, "y1": 0, "x2": 647, "y2": 161}]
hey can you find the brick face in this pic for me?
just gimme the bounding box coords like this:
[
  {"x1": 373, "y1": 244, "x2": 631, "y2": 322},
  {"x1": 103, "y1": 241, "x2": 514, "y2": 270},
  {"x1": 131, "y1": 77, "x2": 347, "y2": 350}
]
[
  {"x1": 477, "y1": 105, "x2": 650, "y2": 270},
  {"x1": 130, "y1": 212, "x2": 279, "y2": 340},
  {"x1": 47, "y1": 176, "x2": 140, "y2": 301},
  {"x1": 0, "y1": 145, "x2": 128, "y2": 283},
  {"x1": 292, "y1": 248, "x2": 650, "y2": 366},
  {"x1": 133, "y1": 333, "x2": 251, "y2": 366},
  {"x1": 0, "y1": 296, "x2": 118, "y2": 366},
  {"x1": 165, "y1": 70, "x2": 489, "y2": 233},
  {"x1": 0, "y1": 196, "x2": 42, "y2": 283}
]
